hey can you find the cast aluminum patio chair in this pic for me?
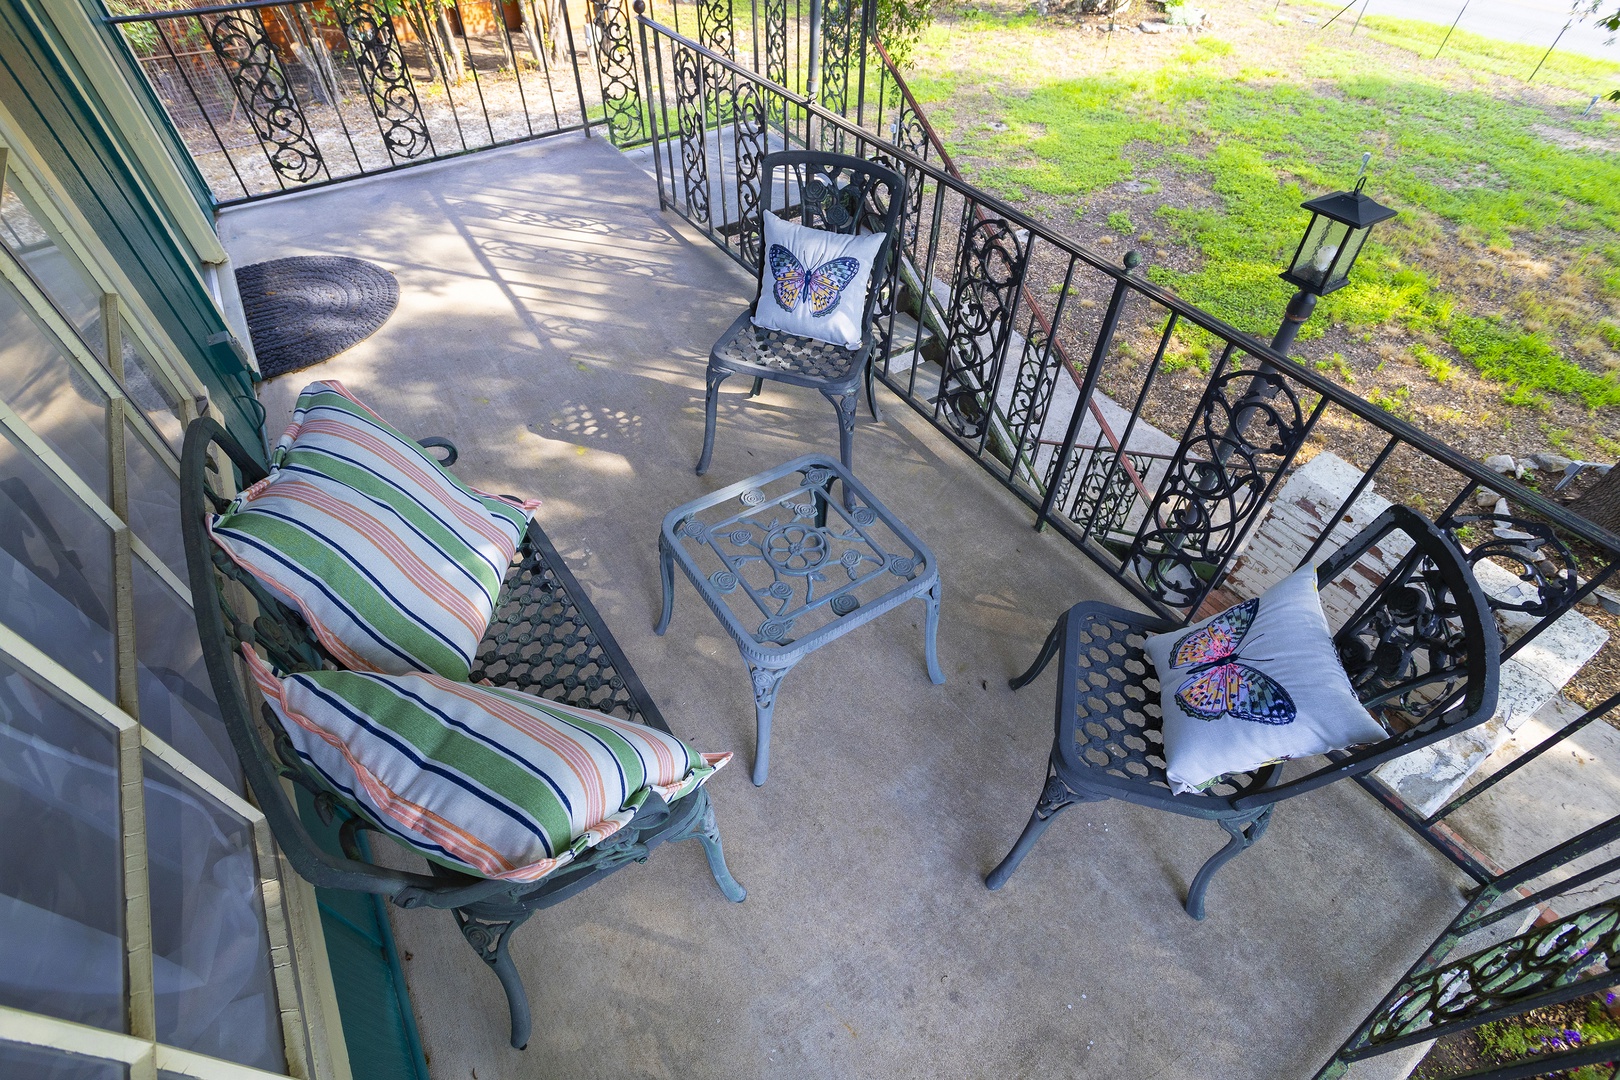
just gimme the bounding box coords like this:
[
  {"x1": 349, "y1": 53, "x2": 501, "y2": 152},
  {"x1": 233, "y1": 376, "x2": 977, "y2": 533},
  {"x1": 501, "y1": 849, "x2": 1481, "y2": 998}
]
[
  {"x1": 984, "y1": 505, "x2": 1500, "y2": 919},
  {"x1": 180, "y1": 418, "x2": 745, "y2": 1051},
  {"x1": 696, "y1": 150, "x2": 905, "y2": 476}
]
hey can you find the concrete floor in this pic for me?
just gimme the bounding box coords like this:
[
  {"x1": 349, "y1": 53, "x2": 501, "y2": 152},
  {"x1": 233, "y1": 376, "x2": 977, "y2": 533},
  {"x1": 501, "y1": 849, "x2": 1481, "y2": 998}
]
[{"x1": 219, "y1": 134, "x2": 1471, "y2": 1080}]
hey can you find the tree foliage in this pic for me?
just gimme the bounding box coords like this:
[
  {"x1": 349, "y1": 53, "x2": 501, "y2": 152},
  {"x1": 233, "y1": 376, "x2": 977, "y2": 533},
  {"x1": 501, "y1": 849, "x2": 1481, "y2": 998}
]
[{"x1": 874, "y1": 0, "x2": 935, "y2": 70}]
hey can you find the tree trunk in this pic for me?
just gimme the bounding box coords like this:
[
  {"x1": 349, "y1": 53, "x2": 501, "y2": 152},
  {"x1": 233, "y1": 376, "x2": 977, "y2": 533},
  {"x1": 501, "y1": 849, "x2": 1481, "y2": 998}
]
[
  {"x1": 519, "y1": 0, "x2": 547, "y2": 68},
  {"x1": 1570, "y1": 463, "x2": 1620, "y2": 534},
  {"x1": 438, "y1": 3, "x2": 467, "y2": 82}
]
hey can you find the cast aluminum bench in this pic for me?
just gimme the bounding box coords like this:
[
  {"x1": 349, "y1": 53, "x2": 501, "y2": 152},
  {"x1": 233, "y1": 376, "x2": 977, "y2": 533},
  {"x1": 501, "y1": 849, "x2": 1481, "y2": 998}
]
[
  {"x1": 180, "y1": 418, "x2": 745, "y2": 1052},
  {"x1": 656, "y1": 454, "x2": 943, "y2": 784}
]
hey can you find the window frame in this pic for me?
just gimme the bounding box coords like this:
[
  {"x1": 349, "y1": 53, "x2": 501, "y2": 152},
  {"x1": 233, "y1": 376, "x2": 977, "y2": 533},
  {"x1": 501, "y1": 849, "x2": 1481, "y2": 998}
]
[{"x1": 0, "y1": 110, "x2": 342, "y2": 1080}]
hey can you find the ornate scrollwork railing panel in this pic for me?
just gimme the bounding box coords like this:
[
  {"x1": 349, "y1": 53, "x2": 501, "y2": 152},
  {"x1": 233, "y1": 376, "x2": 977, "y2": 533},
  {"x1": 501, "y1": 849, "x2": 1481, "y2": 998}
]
[
  {"x1": 819, "y1": 0, "x2": 853, "y2": 140},
  {"x1": 1127, "y1": 369, "x2": 1306, "y2": 608},
  {"x1": 765, "y1": 0, "x2": 788, "y2": 117},
  {"x1": 1007, "y1": 325, "x2": 1061, "y2": 479},
  {"x1": 1048, "y1": 448, "x2": 1150, "y2": 540},
  {"x1": 206, "y1": 11, "x2": 326, "y2": 183},
  {"x1": 936, "y1": 215, "x2": 1028, "y2": 443},
  {"x1": 696, "y1": 0, "x2": 737, "y2": 132},
  {"x1": 591, "y1": 0, "x2": 647, "y2": 145},
  {"x1": 890, "y1": 102, "x2": 930, "y2": 256},
  {"x1": 1444, "y1": 512, "x2": 1581, "y2": 619},
  {"x1": 1358, "y1": 897, "x2": 1620, "y2": 1052},
  {"x1": 336, "y1": 0, "x2": 434, "y2": 163},
  {"x1": 673, "y1": 45, "x2": 711, "y2": 225},
  {"x1": 732, "y1": 81, "x2": 769, "y2": 269}
]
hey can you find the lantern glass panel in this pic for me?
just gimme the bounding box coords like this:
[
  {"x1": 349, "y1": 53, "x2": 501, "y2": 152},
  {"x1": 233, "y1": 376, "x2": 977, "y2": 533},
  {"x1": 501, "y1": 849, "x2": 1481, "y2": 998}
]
[
  {"x1": 1327, "y1": 225, "x2": 1371, "y2": 291},
  {"x1": 1293, "y1": 215, "x2": 1353, "y2": 291}
]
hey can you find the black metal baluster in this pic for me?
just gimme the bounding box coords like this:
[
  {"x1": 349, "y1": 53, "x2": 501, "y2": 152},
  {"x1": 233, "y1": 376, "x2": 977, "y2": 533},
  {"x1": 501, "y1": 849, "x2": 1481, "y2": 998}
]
[
  {"x1": 1036, "y1": 264, "x2": 1134, "y2": 532},
  {"x1": 416, "y1": 0, "x2": 472, "y2": 151},
  {"x1": 1007, "y1": 251, "x2": 1077, "y2": 482},
  {"x1": 154, "y1": 16, "x2": 253, "y2": 200},
  {"x1": 488, "y1": 0, "x2": 537, "y2": 137},
  {"x1": 1077, "y1": 311, "x2": 1177, "y2": 546},
  {"x1": 526, "y1": 0, "x2": 564, "y2": 131},
  {"x1": 636, "y1": 1, "x2": 669, "y2": 207},
  {"x1": 290, "y1": 2, "x2": 369, "y2": 177},
  {"x1": 559, "y1": 0, "x2": 594, "y2": 135},
  {"x1": 449, "y1": 5, "x2": 497, "y2": 144},
  {"x1": 1294, "y1": 431, "x2": 1401, "y2": 570}
]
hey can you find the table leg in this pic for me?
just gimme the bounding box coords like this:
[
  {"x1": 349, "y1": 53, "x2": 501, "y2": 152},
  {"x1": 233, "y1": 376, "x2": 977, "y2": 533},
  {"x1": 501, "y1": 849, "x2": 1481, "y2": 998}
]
[
  {"x1": 747, "y1": 660, "x2": 793, "y2": 786},
  {"x1": 655, "y1": 535, "x2": 676, "y2": 635},
  {"x1": 922, "y1": 580, "x2": 944, "y2": 684}
]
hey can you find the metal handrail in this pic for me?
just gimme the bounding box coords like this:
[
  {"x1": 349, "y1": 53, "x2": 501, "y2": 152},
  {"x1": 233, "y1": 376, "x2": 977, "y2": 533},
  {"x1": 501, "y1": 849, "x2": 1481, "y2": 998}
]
[
  {"x1": 634, "y1": 12, "x2": 1620, "y2": 559},
  {"x1": 868, "y1": 33, "x2": 1155, "y2": 508}
]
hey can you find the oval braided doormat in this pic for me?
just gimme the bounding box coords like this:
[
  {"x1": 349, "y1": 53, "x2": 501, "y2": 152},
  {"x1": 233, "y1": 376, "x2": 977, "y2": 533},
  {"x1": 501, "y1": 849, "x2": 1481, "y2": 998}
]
[{"x1": 236, "y1": 255, "x2": 400, "y2": 379}]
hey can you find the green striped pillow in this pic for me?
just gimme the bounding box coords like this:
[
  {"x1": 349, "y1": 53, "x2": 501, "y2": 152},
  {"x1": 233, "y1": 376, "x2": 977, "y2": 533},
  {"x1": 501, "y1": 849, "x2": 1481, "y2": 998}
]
[
  {"x1": 244, "y1": 648, "x2": 730, "y2": 883},
  {"x1": 210, "y1": 381, "x2": 538, "y2": 680}
]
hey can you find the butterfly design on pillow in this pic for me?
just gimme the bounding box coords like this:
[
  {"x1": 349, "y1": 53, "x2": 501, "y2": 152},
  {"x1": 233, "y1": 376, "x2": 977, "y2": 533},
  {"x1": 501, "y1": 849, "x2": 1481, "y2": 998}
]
[
  {"x1": 1168, "y1": 597, "x2": 1297, "y2": 726},
  {"x1": 768, "y1": 244, "x2": 861, "y2": 318}
]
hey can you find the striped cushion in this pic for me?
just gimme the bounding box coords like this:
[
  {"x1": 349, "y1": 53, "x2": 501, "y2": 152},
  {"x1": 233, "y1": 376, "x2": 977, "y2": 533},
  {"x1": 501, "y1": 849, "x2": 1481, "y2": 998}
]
[
  {"x1": 244, "y1": 648, "x2": 730, "y2": 883},
  {"x1": 210, "y1": 381, "x2": 539, "y2": 680}
]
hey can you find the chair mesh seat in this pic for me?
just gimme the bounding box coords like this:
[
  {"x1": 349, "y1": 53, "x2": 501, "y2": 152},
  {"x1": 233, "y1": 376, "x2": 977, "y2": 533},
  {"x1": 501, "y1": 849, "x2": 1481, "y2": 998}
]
[
  {"x1": 470, "y1": 536, "x2": 647, "y2": 726},
  {"x1": 1062, "y1": 610, "x2": 1262, "y2": 801},
  {"x1": 714, "y1": 321, "x2": 861, "y2": 383}
]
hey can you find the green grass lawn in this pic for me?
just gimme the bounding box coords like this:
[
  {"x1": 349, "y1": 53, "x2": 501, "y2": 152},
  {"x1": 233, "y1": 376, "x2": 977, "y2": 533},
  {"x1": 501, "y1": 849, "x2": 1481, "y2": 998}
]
[{"x1": 906, "y1": 2, "x2": 1620, "y2": 418}]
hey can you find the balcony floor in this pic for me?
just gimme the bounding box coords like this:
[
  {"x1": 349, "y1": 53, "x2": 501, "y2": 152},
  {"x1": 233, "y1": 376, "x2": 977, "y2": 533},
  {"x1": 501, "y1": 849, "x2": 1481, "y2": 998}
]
[{"x1": 219, "y1": 134, "x2": 1467, "y2": 1080}]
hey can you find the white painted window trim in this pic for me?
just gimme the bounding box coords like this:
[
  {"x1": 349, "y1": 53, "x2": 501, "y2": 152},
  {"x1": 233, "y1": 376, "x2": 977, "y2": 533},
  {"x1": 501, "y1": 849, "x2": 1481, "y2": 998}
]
[{"x1": 0, "y1": 113, "x2": 351, "y2": 1080}]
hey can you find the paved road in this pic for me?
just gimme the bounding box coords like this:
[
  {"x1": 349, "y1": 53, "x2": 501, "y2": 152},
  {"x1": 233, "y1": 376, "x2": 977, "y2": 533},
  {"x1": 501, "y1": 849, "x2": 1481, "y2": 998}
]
[{"x1": 1324, "y1": 0, "x2": 1619, "y2": 63}]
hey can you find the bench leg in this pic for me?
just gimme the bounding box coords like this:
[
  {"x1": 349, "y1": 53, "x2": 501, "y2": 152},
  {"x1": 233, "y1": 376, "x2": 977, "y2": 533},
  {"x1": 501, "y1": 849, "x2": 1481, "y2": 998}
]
[
  {"x1": 453, "y1": 907, "x2": 536, "y2": 1050},
  {"x1": 670, "y1": 789, "x2": 746, "y2": 902}
]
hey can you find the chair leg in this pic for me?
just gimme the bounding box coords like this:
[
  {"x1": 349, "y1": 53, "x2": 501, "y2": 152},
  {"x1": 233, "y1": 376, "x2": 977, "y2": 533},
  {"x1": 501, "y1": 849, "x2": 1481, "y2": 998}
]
[
  {"x1": 669, "y1": 789, "x2": 747, "y2": 902},
  {"x1": 865, "y1": 360, "x2": 883, "y2": 422},
  {"x1": 1184, "y1": 806, "x2": 1274, "y2": 921},
  {"x1": 1010, "y1": 613, "x2": 1065, "y2": 690},
  {"x1": 697, "y1": 368, "x2": 731, "y2": 476},
  {"x1": 749, "y1": 376, "x2": 764, "y2": 397},
  {"x1": 825, "y1": 389, "x2": 858, "y2": 472},
  {"x1": 454, "y1": 907, "x2": 536, "y2": 1050},
  {"x1": 985, "y1": 772, "x2": 1096, "y2": 890}
]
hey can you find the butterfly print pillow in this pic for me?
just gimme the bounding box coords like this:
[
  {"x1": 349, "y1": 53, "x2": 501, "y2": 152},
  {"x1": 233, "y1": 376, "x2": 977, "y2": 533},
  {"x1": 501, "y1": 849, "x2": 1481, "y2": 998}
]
[
  {"x1": 1142, "y1": 564, "x2": 1388, "y2": 794},
  {"x1": 751, "y1": 211, "x2": 886, "y2": 349}
]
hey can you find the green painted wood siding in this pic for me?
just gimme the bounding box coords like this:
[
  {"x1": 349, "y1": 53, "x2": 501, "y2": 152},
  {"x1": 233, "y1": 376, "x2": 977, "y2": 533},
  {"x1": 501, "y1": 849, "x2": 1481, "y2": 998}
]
[
  {"x1": 295, "y1": 789, "x2": 430, "y2": 1080},
  {"x1": 0, "y1": 0, "x2": 264, "y2": 456}
]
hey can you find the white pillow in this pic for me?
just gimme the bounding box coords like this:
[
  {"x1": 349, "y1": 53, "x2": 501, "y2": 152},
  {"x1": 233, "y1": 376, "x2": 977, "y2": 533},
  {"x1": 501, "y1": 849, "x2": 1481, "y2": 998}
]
[
  {"x1": 1142, "y1": 565, "x2": 1388, "y2": 794},
  {"x1": 750, "y1": 212, "x2": 885, "y2": 350}
]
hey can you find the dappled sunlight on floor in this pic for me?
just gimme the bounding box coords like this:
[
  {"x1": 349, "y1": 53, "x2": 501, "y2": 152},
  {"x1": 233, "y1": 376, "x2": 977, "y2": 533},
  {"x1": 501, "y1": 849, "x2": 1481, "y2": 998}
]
[{"x1": 218, "y1": 133, "x2": 1472, "y2": 1080}]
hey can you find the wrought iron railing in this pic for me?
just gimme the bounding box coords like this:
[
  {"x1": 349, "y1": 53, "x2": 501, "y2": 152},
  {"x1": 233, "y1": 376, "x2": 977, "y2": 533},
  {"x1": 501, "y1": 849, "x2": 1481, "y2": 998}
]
[
  {"x1": 106, "y1": 0, "x2": 640, "y2": 204},
  {"x1": 1316, "y1": 798, "x2": 1620, "y2": 1078},
  {"x1": 104, "y1": 0, "x2": 870, "y2": 205},
  {"x1": 630, "y1": 9, "x2": 1620, "y2": 887}
]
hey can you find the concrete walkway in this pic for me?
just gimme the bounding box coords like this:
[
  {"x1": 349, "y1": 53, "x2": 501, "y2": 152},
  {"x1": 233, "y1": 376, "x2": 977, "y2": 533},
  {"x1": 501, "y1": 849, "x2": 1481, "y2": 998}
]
[{"x1": 219, "y1": 133, "x2": 1470, "y2": 1080}]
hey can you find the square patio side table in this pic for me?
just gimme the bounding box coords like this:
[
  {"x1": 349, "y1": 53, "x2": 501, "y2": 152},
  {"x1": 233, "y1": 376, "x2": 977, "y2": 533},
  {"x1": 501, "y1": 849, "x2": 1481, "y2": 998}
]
[{"x1": 656, "y1": 454, "x2": 943, "y2": 785}]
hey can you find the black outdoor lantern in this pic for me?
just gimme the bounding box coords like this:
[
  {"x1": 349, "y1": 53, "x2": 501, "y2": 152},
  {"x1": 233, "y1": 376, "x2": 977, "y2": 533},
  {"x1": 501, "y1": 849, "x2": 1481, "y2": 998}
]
[{"x1": 1280, "y1": 176, "x2": 1398, "y2": 298}]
